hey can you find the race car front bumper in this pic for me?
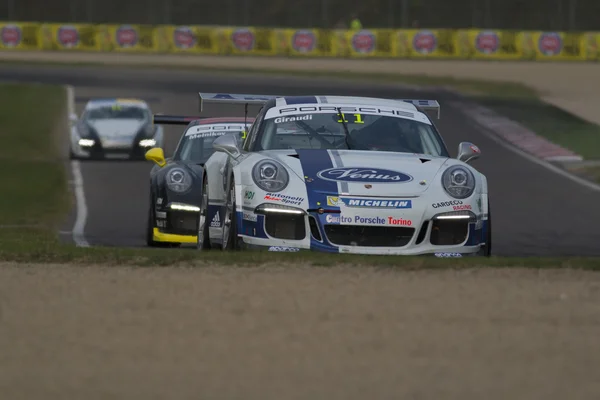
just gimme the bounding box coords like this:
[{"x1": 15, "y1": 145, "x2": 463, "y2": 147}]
[
  {"x1": 153, "y1": 202, "x2": 199, "y2": 244},
  {"x1": 237, "y1": 200, "x2": 488, "y2": 256}
]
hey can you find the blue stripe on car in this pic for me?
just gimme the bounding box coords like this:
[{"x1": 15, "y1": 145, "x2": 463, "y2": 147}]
[
  {"x1": 283, "y1": 96, "x2": 318, "y2": 105},
  {"x1": 295, "y1": 149, "x2": 338, "y2": 209},
  {"x1": 295, "y1": 149, "x2": 340, "y2": 252}
]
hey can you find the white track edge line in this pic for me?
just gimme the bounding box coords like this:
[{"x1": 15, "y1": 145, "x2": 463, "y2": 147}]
[
  {"x1": 67, "y1": 85, "x2": 90, "y2": 247},
  {"x1": 467, "y1": 115, "x2": 600, "y2": 194}
]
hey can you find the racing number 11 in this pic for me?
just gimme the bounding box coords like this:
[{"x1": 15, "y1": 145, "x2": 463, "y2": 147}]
[{"x1": 337, "y1": 113, "x2": 364, "y2": 124}]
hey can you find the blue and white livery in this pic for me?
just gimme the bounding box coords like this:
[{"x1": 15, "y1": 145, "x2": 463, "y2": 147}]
[
  {"x1": 196, "y1": 93, "x2": 491, "y2": 257},
  {"x1": 69, "y1": 98, "x2": 164, "y2": 160}
]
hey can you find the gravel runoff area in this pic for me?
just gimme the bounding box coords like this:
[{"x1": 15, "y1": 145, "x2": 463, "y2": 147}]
[
  {"x1": 1, "y1": 52, "x2": 600, "y2": 399},
  {"x1": 2, "y1": 264, "x2": 600, "y2": 400},
  {"x1": 1, "y1": 50, "x2": 600, "y2": 125}
]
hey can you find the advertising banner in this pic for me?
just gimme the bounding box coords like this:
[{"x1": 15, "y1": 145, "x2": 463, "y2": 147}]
[
  {"x1": 99, "y1": 24, "x2": 156, "y2": 52},
  {"x1": 345, "y1": 29, "x2": 394, "y2": 57},
  {"x1": 0, "y1": 22, "x2": 40, "y2": 50},
  {"x1": 395, "y1": 29, "x2": 456, "y2": 58},
  {"x1": 273, "y1": 28, "x2": 336, "y2": 57},
  {"x1": 154, "y1": 25, "x2": 220, "y2": 54},
  {"x1": 582, "y1": 32, "x2": 600, "y2": 61},
  {"x1": 213, "y1": 27, "x2": 277, "y2": 56},
  {"x1": 455, "y1": 29, "x2": 522, "y2": 59},
  {"x1": 528, "y1": 31, "x2": 584, "y2": 60},
  {"x1": 39, "y1": 23, "x2": 100, "y2": 51}
]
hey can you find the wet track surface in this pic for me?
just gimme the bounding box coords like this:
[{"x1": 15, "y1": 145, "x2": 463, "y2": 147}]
[{"x1": 2, "y1": 64, "x2": 599, "y2": 256}]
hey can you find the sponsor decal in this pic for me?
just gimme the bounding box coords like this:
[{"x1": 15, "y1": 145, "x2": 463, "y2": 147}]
[
  {"x1": 292, "y1": 30, "x2": 316, "y2": 53},
  {"x1": 324, "y1": 214, "x2": 411, "y2": 226},
  {"x1": 538, "y1": 32, "x2": 562, "y2": 56},
  {"x1": 156, "y1": 211, "x2": 167, "y2": 218},
  {"x1": 434, "y1": 252, "x2": 463, "y2": 258},
  {"x1": 244, "y1": 190, "x2": 255, "y2": 200},
  {"x1": 174, "y1": 26, "x2": 196, "y2": 49},
  {"x1": 187, "y1": 132, "x2": 228, "y2": 139},
  {"x1": 413, "y1": 30, "x2": 437, "y2": 54},
  {"x1": 354, "y1": 216, "x2": 387, "y2": 225},
  {"x1": 453, "y1": 204, "x2": 472, "y2": 211},
  {"x1": 156, "y1": 220, "x2": 166, "y2": 228},
  {"x1": 325, "y1": 214, "x2": 352, "y2": 224},
  {"x1": 268, "y1": 246, "x2": 300, "y2": 252},
  {"x1": 326, "y1": 196, "x2": 412, "y2": 209},
  {"x1": 116, "y1": 25, "x2": 138, "y2": 47},
  {"x1": 210, "y1": 212, "x2": 221, "y2": 228},
  {"x1": 351, "y1": 30, "x2": 376, "y2": 53},
  {"x1": 57, "y1": 25, "x2": 79, "y2": 48},
  {"x1": 231, "y1": 28, "x2": 254, "y2": 51},
  {"x1": 242, "y1": 212, "x2": 257, "y2": 222},
  {"x1": 156, "y1": 197, "x2": 163, "y2": 205},
  {"x1": 475, "y1": 31, "x2": 500, "y2": 54},
  {"x1": 317, "y1": 168, "x2": 413, "y2": 184},
  {"x1": 470, "y1": 144, "x2": 481, "y2": 153},
  {"x1": 386, "y1": 216, "x2": 412, "y2": 226},
  {"x1": 273, "y1": 105, "x2": 415, "y2": 119},
  {"x1": 274, "y1": 115, "x2": 313, "y2": 124},
  {"x1": 264, "y1": 193, "x2": 304, "y2": 205},
  {"x1": 1, "y1": 24, "x2": 22, "y2": 47},
  {"x1": 432, "y1": 200, "x2": 463, "y2": 208}
]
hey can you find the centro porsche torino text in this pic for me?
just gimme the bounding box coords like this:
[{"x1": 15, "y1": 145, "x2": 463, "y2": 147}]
[{"x1": 325, "y1": 215, "x2": 412, "y2": 226}]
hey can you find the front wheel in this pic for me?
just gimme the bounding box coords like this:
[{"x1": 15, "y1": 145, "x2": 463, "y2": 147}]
[
  {"x1": 196, "y1": 176, "x2": 211, "y2": 250},
  {"x1": 221, "y1": 177, "x2": 244, "y2": 251},
  {"x1": 478, "y1": 201, "x2": 492, "y2": 257}
]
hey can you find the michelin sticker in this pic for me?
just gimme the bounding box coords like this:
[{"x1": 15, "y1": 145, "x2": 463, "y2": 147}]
[{"x1": 327, "y1": 196, "x2": 412, "y2": 209}]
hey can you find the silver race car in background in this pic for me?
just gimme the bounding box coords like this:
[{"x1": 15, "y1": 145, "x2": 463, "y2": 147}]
[{"x1": 69, "y1": 98, "x2": 164, "y2": 160}]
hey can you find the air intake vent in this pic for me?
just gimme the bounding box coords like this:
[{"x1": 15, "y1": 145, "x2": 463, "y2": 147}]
[{"x1": 309, "y1": 216, "x2": 322, "y2": 241}]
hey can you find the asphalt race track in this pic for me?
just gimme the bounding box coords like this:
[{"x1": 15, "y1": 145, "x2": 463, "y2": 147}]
[{"x1": 2, "y1": 64, "x2": 599, "y2": 256}]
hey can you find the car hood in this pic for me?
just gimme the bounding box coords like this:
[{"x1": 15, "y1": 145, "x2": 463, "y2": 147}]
[
  {"x1": 88, "y1": 119, "x2": 146, "y2": 138},
  {"x1": 262, "y1": 149, "x2": 449, "y2": 196}
]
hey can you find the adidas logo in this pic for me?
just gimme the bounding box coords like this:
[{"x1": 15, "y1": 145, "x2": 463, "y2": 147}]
[{"x1": 210, "y1": 213, "x2": 221, "y2": 227}]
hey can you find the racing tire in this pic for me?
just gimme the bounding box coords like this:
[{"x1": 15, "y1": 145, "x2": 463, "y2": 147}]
[
  {"x1": 478, "y1": 201, "x2": 492, "y2": 257},
  {"x1": 196, "y1": 176, "x2": 211, "y2": 250},
  {"x1": 221, "y1": 177, "x2": 244, "y2": 251}
]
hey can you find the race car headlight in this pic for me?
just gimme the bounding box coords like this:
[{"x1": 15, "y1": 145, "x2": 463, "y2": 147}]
[
  {"x1": 252, "y1": 159, "x2": 289, "y2": 192},
  {"x1": 441, "y1": 166, "x2": 475, "y2": 199},
  {"x1": 166, "y1": 168, "x2": 192, "y2": 193}
]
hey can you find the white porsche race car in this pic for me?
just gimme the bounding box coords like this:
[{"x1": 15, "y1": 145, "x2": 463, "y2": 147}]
[
  {"x1": 195, "y1": 92, "x2": 491, "y2": 257},
  {"x1": 69, "y1": 98, "x2": 164, "y2": 160}
]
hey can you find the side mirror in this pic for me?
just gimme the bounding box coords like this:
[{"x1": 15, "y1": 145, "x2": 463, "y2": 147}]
[
  {"x1": 213, "y1": 133, "x2": 241, "y2": 158},
  {"x1": 145, "y1": 147, "x2": 167, "y2": 167},
  {"x1": 457, "y1": 142, "x2": 481, "y2": 163},
  {"x1": 69, "y1": 113, "x2": 78, "y2": 125}
]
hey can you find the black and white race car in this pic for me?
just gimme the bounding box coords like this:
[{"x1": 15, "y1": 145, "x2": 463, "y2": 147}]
[{"x1": 144, "y1": 115, "x2": 251, "y2": 247}]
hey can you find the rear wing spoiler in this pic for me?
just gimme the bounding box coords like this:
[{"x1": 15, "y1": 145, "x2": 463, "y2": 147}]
[
  {"x1": 198, "y1": 93, "x2": 440, "y2": 119},
  {"x1": 152, "y1": 115, "x2": 204, "y2": 125}
]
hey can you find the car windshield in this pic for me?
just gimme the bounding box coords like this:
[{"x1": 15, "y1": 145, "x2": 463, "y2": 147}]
[
  {"x1": 85, "y1": 105, "x2": 149, "y2": 120},
  {"x1": 174, "y1": 124, "x2": 247, "y2": 163},
  {"x1": 255, "y1": 110, "x2": 448, "y2": 157}
]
